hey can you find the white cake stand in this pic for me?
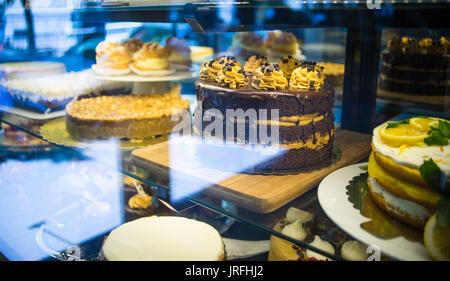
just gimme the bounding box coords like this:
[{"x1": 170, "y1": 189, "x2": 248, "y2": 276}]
[{"x1": 87, "y1": 65, "x2": 199, "y2": 94}]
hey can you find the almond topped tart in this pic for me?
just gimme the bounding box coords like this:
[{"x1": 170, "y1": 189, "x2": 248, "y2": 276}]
[{"x1": 65, "y1": 90, "x2": 190, "y2": 140}]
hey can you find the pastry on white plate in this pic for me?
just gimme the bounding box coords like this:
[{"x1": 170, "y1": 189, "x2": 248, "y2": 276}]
[
  {"x1": 131, "y1": 42, "x2": 171, "y2": 75},
  {"x1": 165, "y1": 37, "x2": 192, "y2": 70},
  {"x1": 93, "y1": 41, "x2": 131, "y2": 76}
]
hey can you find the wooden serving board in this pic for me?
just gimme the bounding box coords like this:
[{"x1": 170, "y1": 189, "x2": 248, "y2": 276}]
[{"x1": 131, "y1": 129, "x2": 372, "y2": 213}]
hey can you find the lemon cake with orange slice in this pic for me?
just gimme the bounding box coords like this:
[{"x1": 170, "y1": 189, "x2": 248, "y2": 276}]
[{"x1": 367, "y1": 116, "x2": 450, "y2": 260}]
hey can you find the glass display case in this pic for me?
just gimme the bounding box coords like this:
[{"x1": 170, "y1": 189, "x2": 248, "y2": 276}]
[{"x1": 0, "y1": 0, "x2": 449, "y2": 263}]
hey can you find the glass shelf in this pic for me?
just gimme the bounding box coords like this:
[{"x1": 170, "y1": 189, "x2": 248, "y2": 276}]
[{"x1": 0, "y1": 116, "x2": 355, "y2": 261}]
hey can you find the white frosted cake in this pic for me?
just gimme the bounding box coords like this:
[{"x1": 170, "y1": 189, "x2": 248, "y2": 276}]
[{"x1": 102, "y1": 216, "x2": 225, "y2": 261}]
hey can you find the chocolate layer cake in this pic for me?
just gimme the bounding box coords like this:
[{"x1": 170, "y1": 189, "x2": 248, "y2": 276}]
[
  {"x1": 378, "y1": 36, "x2": 449, "y2": 106},
  {"x1": 195, "y1": 56, "x2": 335, "y2": 172}
]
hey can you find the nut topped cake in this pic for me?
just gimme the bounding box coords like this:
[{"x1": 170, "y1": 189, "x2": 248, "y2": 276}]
[
  {"x1": 195, "y1": 55, "x2": 335, "y2": 172},
  {"x1": 66, "y1": 88, "x2": 189, "y2": 140}
]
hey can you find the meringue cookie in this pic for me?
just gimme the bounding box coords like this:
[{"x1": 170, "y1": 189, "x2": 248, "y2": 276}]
[
  {"x1": 341, "y1": 240, "x2": 368, "y2": 261},
  {"x1": 285, "y1": 207, "x2": 314, "y2": 224},
  {"x1": 281, "y1": 219, "x2": 307, "y2": 241}
]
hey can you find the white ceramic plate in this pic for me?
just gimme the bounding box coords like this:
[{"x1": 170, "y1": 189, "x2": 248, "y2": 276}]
[
  {"x1": 87, "y1": 66, "x2": 198, "y2": 82},
  {"x1": 317, "y1": 163, "x2": 432, "y2": 261}
]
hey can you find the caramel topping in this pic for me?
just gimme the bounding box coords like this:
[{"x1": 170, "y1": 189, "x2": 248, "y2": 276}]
[
  {"x1": 289, "y1": 62, "x2": 325, "y2": 91},
  {"x1": 128, "y1": 194, "x2": 152, "y2": 210},
  {"x1": 215, "y1": 62, "x2": 249, "y2": 89},
  {"x1": 279, "y1": 55, "x2": 300, "y2": 80},
  {"x1": 251, "y1": 63, "x2": 288, "y2": 91},
  {"x1": 66, "y1": 93, "x2": 189, "y2": 121},
  {"x1": 243, "y1": 55, "x2": 268, "y2": 75}
]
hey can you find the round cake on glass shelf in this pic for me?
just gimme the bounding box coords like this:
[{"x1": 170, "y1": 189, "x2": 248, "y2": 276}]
[
  {"x1": 101, "y1": 216, "x2": 225, "y2": 261},
  {"x1": 378, "y1": 36, "x2": 450, "y2": 107},
  {"x1": 65, "y1": 86, "x2": 189, "y2": 140},
  {"x1": 195, "y1": 55, "x2": 335, "y2": 172}
]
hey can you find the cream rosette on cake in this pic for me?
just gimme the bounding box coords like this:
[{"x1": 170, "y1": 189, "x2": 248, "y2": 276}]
[
  {"x1": 289, "y1": 62, "x2": 325, "y2": 92},
  {"x1": 250, "y1": 63, "x2": 288, "y2": 91},
  {"x1": 243, "y1": 55, "x2": 268, "y2": 77},
  {"x1": 278, "y1": 55, "x2": 301, "y2": 81},
  {"x1": 215, "y1": 61, "x2": 248, "y2": 89}
]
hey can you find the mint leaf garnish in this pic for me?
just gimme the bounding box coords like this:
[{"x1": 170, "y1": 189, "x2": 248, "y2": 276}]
[
  {"x1": 438, "y1": 120, "x2": 450, "y2": 138},
  {"x1": 386, "y1": 119, "x2": 410, "y2": 129},
  {"x1": 424, "y1": 131, "x2": 449, "y2": 146},
  {"x1": 419, "y1": 159, "x2": 449, "y2": 196},
  {"x1": 424, "y1": 120, "x2": 450, "y2": 147},
  {"x1": 359, "y1": 165, "x2": 368, "y2": 171},
  {"x1": 436, "y1": 198, "x2": 450, "y2": 228}
]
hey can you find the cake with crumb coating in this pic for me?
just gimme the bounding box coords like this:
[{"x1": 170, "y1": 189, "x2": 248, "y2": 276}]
[{"x1": 195, "y1": 55, "x2": 335, "y2": 172}]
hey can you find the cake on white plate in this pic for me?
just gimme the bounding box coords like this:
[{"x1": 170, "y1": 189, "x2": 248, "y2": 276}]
[
  {"x1": 2, "y1": 70, "x2": 131, "y2": 112},
  {"x1": 101, "y1": 216, "x2": 225, "y2": 261}
]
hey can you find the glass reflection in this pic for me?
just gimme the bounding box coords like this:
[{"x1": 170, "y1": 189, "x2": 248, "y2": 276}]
[{"x1": 0, "y1": 140, "x2": 123, "y2": 261}]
